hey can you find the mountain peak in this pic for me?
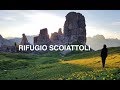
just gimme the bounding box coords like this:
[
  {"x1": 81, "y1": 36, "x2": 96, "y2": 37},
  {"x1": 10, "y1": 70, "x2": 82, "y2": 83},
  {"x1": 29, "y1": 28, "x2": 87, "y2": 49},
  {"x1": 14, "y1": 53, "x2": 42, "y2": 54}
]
[{"x1": 0, "y1": 34, "x2": 3, "y2": 39}]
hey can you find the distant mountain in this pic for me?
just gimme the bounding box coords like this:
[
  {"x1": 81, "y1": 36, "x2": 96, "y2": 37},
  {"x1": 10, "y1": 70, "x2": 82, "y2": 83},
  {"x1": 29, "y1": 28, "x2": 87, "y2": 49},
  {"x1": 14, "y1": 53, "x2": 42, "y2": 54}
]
[
  {"x1": 7, "y1": 34, "x2": 120, "y2": 50},
  {"x1": 86, "y1": 34, "x2": 120, "y2": 50},
  {"x1": 0, "y1": 35, "x2": 14, "y2": 47},
  {"x1": 8, "y1": 35, "x2": 36, "y2": 45},
  {"x1": 9, "y1": 38, "x2": 21, "y2": 44}
]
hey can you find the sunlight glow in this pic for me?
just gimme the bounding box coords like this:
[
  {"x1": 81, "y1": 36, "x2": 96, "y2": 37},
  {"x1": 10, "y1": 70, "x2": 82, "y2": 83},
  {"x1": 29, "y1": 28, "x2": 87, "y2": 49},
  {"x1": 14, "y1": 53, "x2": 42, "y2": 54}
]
[
  {"x1": 0, "y1": 11, "x2": 119, "y2": 40},
  {"x1": 3, "y1": 12, "x2": 65, "y2": 38}
]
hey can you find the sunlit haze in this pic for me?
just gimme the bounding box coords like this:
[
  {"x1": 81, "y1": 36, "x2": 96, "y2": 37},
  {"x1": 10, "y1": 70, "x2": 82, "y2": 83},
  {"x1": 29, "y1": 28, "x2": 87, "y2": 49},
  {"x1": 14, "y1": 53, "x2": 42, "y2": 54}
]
[{"x1": 0, "y1": 10, "x2": 120, "y2": 39}]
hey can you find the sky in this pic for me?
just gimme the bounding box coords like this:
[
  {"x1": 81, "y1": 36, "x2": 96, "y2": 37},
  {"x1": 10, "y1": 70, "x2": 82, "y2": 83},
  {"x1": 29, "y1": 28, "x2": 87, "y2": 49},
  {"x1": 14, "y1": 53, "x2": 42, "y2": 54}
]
[{"x1": 0, "y1": 10, "x2": 120, "y2": 39}]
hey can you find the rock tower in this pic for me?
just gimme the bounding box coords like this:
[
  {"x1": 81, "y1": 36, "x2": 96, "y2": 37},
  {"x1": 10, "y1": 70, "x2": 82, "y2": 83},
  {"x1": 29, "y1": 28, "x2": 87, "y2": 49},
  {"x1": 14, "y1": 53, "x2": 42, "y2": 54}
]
[
  {"x1": 20, "y1": 34, "x2": 30, "y2": 45},
  {"x1": 63, "y1": 12, "x2": 86, "y2": 44},
  {"x1": 34, "y1": 28, "x2": 51, "y2": 45}
]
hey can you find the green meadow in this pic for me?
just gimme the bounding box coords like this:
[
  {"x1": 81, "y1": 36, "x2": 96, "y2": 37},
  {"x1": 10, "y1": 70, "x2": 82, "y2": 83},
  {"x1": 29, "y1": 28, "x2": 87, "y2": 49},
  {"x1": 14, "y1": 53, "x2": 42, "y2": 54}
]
[{"x1": 0, "y1": 47, "x2": 120, "y2": 80}]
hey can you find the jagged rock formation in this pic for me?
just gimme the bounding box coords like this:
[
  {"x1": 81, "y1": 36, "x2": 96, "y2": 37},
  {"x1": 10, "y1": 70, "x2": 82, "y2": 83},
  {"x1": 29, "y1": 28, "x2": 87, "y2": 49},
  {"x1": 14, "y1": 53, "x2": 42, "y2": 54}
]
[
  {"x1": 63, "y1": 12, "x2": 86, "y2": 45},
  {"x1": 20, "y1": 34, "x2": 30, "y2": 45},
  {"x1": 0, "y1": 34, "x2": 14, "y2": 47},
  {"x1": 50, "y1": 28, "x2": 64, "y2": 45},
  {"x1": 0, "y1": 12, "x2": 87, "y2": 54},
  {"x1": 34, "y1": 28, "x2": 51, "y2": 45},
  {"x1": 0, "y1": 35, "x2": 16, "y2": 52},
  {"x1": 58, "y1": 28, "x2": 63, "y2": 35},
  {"x1": 0, "y1": 35, "x2": 3, "y2": 39},
  {"x1": 34, "y1": 12, "x2": 86, "y2": 48},
  {"x1": 0, "y1": 35, "x2": 3, "y2": 47}
]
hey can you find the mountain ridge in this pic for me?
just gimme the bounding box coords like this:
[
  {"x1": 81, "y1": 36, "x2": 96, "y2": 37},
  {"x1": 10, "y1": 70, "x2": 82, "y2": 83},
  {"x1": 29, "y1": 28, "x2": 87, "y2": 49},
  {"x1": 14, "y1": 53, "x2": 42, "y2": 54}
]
[{"x1": 6, "y1": 34, "x2": 120, "y2": 50}]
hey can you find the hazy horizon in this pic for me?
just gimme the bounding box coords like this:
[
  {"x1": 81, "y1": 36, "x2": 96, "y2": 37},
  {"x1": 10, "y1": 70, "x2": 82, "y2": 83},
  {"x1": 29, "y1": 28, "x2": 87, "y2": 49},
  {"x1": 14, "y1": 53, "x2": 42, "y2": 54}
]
[
  {"x1": 6, "y1": 34, "x2": 120, "y2": 51},
  {"x1": 0, "y1": 10, "x2": 120, "y2": 39},
  {"x1": 4, "y1": 34, "x2": 120, "y2": 40}
]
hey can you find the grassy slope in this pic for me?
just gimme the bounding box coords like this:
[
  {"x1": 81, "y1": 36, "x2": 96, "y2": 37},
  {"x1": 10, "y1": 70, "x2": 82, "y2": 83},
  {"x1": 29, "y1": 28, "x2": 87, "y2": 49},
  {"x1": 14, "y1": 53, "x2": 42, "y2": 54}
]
[
  {"x1": 62, "y1": 47, "x2": 120, "y2": 80},
  {"x1": 0, "y1": 47, "x2": 120, "y2": 80}
]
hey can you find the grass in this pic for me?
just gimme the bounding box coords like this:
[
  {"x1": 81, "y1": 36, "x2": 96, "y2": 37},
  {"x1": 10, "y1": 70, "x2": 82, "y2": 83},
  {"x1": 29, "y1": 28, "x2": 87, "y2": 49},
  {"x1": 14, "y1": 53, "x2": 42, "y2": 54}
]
[
  {"x1": 62, "y1": 53, "x2": 120, "y2": 80},
  {"x1": 62, "y1": 53, "x2": 120, "y2": 69},
  {"x1": 0, "y1": 46, "x2": 119, "y2": 80}
]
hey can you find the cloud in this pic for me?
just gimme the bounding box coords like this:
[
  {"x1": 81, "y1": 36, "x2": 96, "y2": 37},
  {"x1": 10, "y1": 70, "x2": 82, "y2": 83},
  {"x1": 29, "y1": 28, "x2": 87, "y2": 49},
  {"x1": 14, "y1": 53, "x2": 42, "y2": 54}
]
[
  {"x1": 0, "y1": 10, "x2": 120, "y2": 40},
  {"x1": 21, "y1": 12, "x2": 65, "y2": 34},
  {"x1": 111, "y1": 21, "x2": 120, "y2": 25},
  {"x1": 0, "y1": 10, "x2": 33, "y2": 21},
  {"x1": 86, "y1": 26, "x2": 120, "y2": 39},
  {"x1": 0, "y1": 11, "x2": 65, "y2": 38},
  {"x1": 3, "y1": 17, "x2": 16, "y2": 21}
]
